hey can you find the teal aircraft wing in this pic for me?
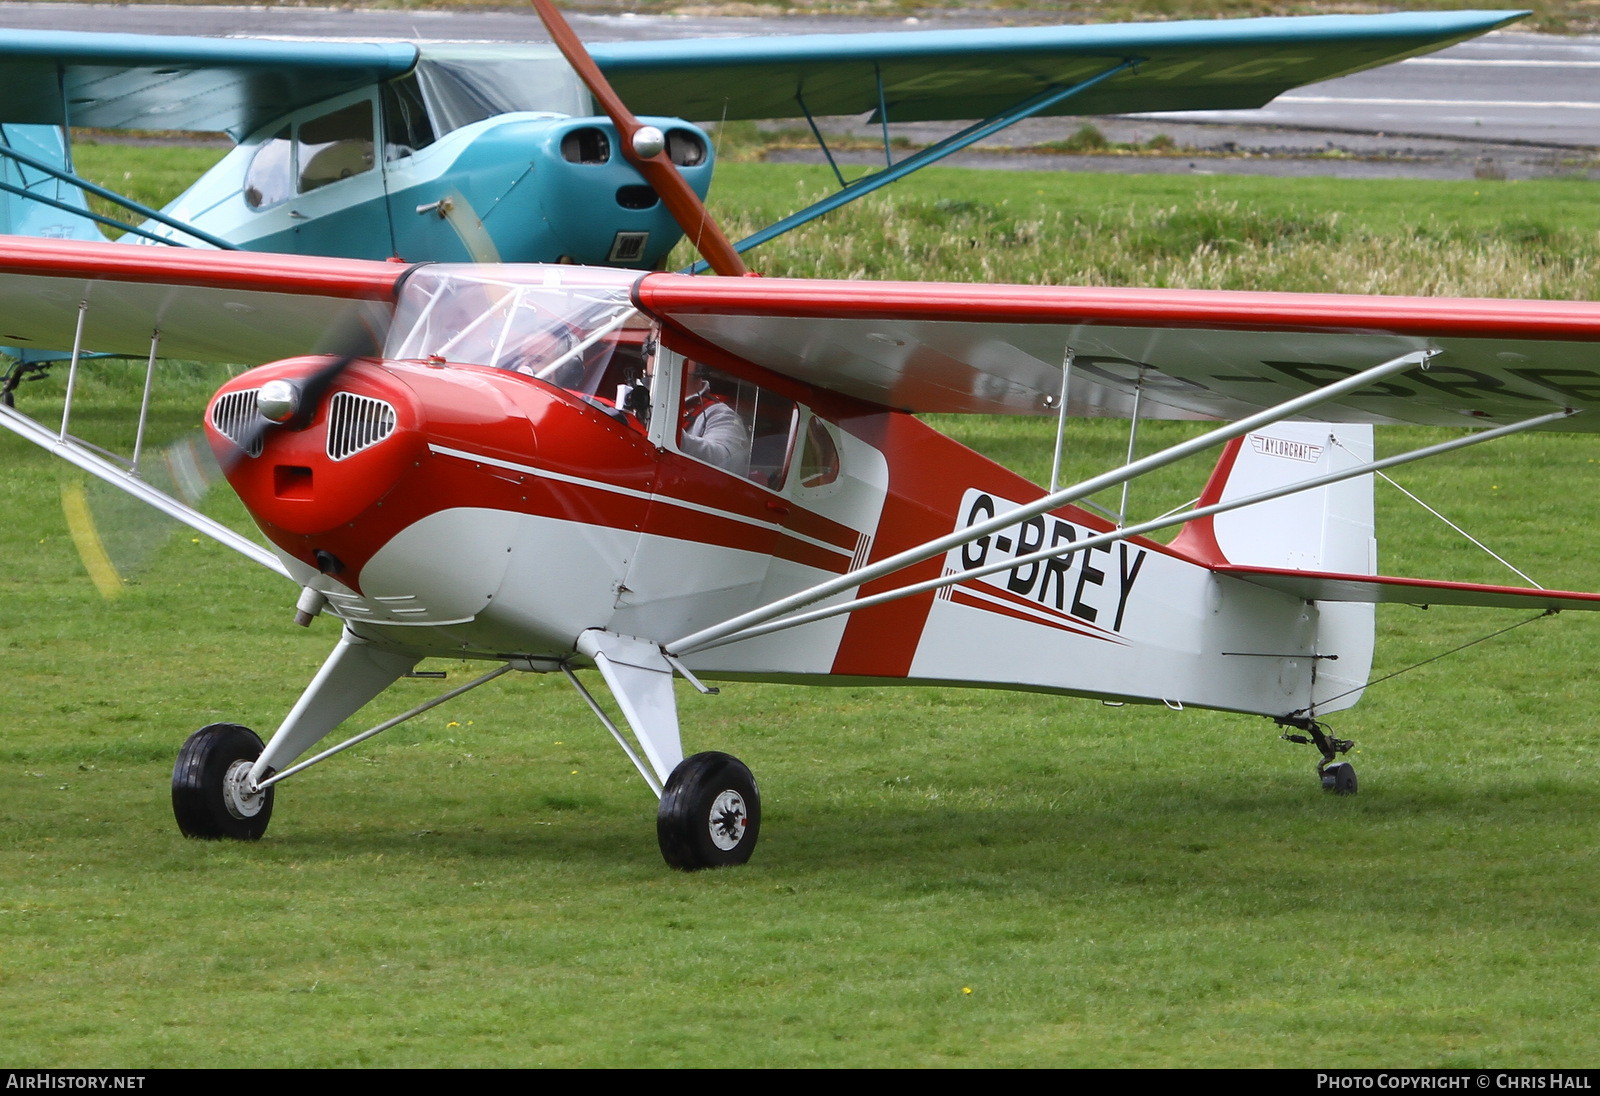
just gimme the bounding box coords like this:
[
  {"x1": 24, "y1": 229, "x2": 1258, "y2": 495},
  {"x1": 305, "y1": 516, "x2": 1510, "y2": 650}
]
[
  {"x1": 0, "y1": 12, "x2": 1526, "y2": 137},
  {"x1": 0, "y1": 31, "x2": 417, "y2": 139},
  {"x1": 590, "y1": 11, "x2": 1527, "y2": 123}
]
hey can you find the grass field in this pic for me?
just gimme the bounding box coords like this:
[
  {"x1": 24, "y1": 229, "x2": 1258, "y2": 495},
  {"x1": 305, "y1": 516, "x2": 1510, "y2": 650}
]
[{"x1": 4, "y1": 150, "x2": 1600, "y2": 1066}]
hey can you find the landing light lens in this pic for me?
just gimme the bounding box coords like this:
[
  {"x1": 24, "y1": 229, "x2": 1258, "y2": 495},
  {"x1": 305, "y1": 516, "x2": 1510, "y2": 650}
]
[{"x1": 257, "y1": 379, "x2": 301, "y2": 423}]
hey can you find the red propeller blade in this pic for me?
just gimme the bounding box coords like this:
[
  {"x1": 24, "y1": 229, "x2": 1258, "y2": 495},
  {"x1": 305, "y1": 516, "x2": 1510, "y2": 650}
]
[{"x1": 529, "y1": 0, "x2": 749, "y2": 277}]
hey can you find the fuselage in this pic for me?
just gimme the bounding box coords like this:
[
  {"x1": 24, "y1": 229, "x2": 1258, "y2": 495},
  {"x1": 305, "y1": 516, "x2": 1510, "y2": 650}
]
[
  {"x1": 204, "y1": 263, "x2": 1363, "y2": 721},
  {"x1": 102, "y1": 43, "x2": 716, "y2": 268},
  {"x1": 145, "y1": 109, "x2": 711, "y2": 268}
]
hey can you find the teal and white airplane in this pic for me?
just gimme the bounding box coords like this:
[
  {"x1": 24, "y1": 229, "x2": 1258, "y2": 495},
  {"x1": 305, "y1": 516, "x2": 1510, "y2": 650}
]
[{"x1": 0, "y1": 10, "x2": 1524, "y2": 270}]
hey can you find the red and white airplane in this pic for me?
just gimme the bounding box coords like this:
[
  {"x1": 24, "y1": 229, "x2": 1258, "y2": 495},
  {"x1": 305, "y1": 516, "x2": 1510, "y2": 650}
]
[{"x1": 3, "y1": 6, "x2": 1600, "y2": 869}]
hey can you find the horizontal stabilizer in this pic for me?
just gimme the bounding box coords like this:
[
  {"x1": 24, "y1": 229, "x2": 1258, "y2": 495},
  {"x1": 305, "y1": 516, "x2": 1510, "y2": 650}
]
[{"x1": 1217, "y1": 565, "x2": 1600, "y2": 612}]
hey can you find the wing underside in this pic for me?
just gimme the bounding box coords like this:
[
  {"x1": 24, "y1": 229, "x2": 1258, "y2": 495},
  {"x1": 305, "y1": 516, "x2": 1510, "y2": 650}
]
[
  {"x1": 0, "y1": 13, "x2": 1521, "y2": 141},
  {"x1": 593, "y1": 11, "x2": 1526, "y2": 123},
  {"x1": 0, "y1": 31, "x2": 417, "y2": 139},
  {"x1": 634, "y1": 274, "x2": 1600, "y2": 430},
  {"x1": 0, "y1": 236, "x2": 403, "y2": 361}
]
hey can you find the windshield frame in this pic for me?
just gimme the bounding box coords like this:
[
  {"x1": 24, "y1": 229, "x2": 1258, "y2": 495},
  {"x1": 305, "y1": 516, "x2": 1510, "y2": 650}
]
[{"x1": 385, "y1": 263, "x2": 649, "y2": 401}]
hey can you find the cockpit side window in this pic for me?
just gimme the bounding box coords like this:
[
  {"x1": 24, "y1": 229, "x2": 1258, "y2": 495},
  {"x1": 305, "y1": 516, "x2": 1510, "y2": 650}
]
[
  {"x1": 381, "y1": 74, "x2": 436, "y2": 161},
  {"x1": 798, "y1": 415, "x2": 842, "y2": 489},
  {"x1": 244, "y1": 127, "x2": 293, "y2": 209},
  {"x1": 297, "y1": 101, "x2": 375, "y2": 193},
  {"x1": 679, "y1": 361, "x2": 797, "y2": 487}
]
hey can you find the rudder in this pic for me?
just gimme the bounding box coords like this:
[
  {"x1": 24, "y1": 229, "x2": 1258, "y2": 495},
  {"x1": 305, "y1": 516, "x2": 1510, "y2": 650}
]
[{"x1": 1170, "y1": 421, "x2": 1376, "y2": 713}]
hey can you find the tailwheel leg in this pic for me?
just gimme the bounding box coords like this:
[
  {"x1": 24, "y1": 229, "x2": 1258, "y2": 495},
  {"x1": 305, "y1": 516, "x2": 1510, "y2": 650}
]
[
  {"x1": 1277, "y1": 716, "x2": 1357, "y2": 796},
  {"x1": 657, "y1": 752, "x2": 761, "y2": 870}
]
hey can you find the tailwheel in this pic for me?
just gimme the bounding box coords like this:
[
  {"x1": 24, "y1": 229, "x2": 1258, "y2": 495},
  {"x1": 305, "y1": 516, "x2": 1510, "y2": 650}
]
[
  {"x1": 172, "y1": 723, "x2": 275, "y2": 840},
  {"x1": 1278, "y1": 716, "x2": 1357, "y2": 797},
  {"x1": 1321, "y1": 760, "x2": 1358, "y2": 796},
  {"x1": 657, "y1": 751, "x2": 760, "y2": 870}
]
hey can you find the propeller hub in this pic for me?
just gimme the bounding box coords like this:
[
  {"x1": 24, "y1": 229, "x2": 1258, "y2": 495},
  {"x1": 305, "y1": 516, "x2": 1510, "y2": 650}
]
[
  {"x1": 257, "y1": 379, "x2": 302, "y2": 424},
  {"x1": 631, "y1": 125, "x2": 665, "y2": 161}
]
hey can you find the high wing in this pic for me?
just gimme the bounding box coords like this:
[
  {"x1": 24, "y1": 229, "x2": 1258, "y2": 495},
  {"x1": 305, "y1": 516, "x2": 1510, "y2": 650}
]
[
  {"x1": 0, "y1": 14, "x2": 1525, "y2": 266},
  {"x1": 592, "y1": 11, "x2": 1525, "y2": 123},
  {"x1": 0, "y1": 31, "x2": 417, "y2": 139},
  {"x1": 0, "y1": 11, "x2": 1524, "y2": 137},
  {"x1": 0, "y1": 236, "x2": 401, "y2": 361},
  {"x1": 633, "y1": 274, "x2": 1600, "y2": 429}
]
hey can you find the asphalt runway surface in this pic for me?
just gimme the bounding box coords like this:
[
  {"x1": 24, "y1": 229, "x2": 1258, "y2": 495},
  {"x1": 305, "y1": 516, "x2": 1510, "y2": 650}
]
[{"x1": 2, "y1": 3, "x2": 1596, "y2": 180}]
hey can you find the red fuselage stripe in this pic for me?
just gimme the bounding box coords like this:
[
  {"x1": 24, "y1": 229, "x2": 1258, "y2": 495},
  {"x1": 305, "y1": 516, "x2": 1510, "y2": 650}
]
[
  {"x1": 427, "y1": 445, "x2": 852, "y2": 575},
  {"x1": 948, "y1": 587, "x2": 1120, "y2": 643},
  {"x1": 950, "y1": 576, "x2": 1125, "y2": 643}
]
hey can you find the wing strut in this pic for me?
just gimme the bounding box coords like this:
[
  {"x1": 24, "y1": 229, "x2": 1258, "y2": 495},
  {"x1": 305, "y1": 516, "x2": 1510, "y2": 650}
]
[
  {"x1": 1047, "y1": 347, "x2": 1072, "y2": 493},
  {"x1": 691, "y1": 56, "x2": 1142, "y2": 272},
  {"x1": 796, "y1": 92, "x2": 848, "y2": 189},
  {"x1": 665, "y1": 348, "x2": 1430, "y2": 657},
  {"x1": 0, "y1": 142, "x2": 238, "y2": 250},
  {"x1": 681, "y1": 407, "x2": 1577, "y2": 653}
]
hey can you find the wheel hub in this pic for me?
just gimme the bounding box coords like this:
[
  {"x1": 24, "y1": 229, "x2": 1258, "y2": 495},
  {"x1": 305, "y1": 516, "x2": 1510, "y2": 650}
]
[
  {"x1": 707, "y1": 789, "x2": 747, "y2": 851},
  {"x1": 222, "y1": 759, "x2": 267, "y2": 820}
]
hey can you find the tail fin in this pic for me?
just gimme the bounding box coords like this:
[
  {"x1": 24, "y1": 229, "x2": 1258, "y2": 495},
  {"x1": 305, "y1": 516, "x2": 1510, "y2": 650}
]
[{"x1": 1170, "y1": 422, "x2": 1376, "y2": 713}]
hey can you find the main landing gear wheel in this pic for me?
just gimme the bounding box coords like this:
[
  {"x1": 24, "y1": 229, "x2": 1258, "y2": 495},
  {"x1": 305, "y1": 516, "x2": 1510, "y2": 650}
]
[
  {"x1": 172, "y1": 723, "x2": 275, "y2": 840},
  {"x1": 657, "y1": 751, "x2": 760, "y2": 870}
]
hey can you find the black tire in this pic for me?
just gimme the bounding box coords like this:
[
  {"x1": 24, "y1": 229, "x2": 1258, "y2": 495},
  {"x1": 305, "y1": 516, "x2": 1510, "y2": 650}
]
[
  {"x1": 657, "y1": 751, "x2": 760, "y2": 870},
  {"x1": 1321, "y1": 761, "x2": 1358, "y2": 796},
  {"x1": 172, "y1": 723, "x2": 274, "y2": 840}
]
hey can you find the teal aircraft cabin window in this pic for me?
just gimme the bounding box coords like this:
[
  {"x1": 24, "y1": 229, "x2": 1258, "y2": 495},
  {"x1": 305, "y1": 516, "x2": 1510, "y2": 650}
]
[
  {"x1": 243, "y1": 127, "x2": 293, "y2": 209},
  {"x1": 297, "y1": 101, "x2": 375, "y2": 193},
  {"x1": 381, "y1": 75, "x2": 436, "y2": 161}
]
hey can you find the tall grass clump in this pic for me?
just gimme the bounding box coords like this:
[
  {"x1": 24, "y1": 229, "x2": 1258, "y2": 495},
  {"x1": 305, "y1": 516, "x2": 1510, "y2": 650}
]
[{"x1": 683, "y1": 182, "x2": 1600, "y2": 300}]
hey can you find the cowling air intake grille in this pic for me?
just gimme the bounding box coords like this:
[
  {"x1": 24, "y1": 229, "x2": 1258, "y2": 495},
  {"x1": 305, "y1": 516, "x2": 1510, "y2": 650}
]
[
  {"x1": 211, "y1": 389, "x2": 262, "y2": 457},
  {"x1": 326, "y1": 392, "x2": 397, "y2": 461}
]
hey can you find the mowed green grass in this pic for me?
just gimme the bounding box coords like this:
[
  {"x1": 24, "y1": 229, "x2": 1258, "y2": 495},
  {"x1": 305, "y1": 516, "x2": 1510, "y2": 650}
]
[{"x1": 4, "y1": 149, "x2": 1600, "y2": 1066}]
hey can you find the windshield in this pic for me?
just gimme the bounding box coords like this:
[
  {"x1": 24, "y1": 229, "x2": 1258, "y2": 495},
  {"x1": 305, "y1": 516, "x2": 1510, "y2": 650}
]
[
  {"x1": 385, "y1": 265, "x2": 644, "y2": 398},
  {"x1": 413, "y1": 44, "x2": 592, "y2": 134}
]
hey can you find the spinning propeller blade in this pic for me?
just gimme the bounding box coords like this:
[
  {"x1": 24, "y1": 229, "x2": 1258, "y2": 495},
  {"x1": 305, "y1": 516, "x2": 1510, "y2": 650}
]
[
  {"x1": 529, "y1": 0, "x2": 749, "y2": 277},
  {"x1": 62, "y1": 431, "x2": 228, "y2": 598},
  {"x1": 69, "y1": 349, "x2": 362, "y2": 598}
]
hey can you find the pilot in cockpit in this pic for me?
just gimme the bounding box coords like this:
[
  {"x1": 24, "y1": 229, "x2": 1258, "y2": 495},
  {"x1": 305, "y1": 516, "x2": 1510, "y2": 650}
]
[{"x1": 677, "y1": 360, "x2": 750, "y2": 474}]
